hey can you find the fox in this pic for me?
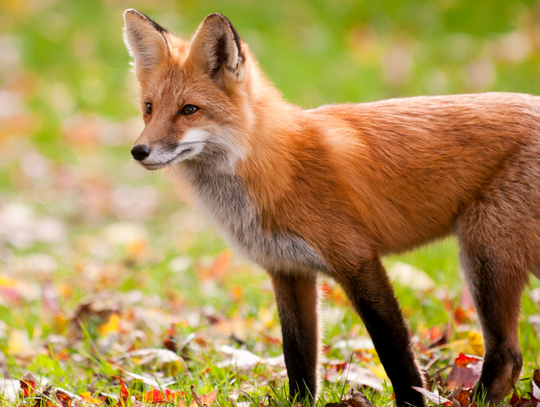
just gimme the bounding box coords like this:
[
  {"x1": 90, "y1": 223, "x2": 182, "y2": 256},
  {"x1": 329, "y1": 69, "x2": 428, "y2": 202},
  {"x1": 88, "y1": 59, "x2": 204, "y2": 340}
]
[{"x1": 122, "y1": 8, "x2": 540, "y2": 407}]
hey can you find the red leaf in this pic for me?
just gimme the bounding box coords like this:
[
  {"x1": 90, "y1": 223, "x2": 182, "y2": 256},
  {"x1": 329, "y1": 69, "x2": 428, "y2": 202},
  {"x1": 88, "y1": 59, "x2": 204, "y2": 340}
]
[
  {"x1": 510, "y1": 392, "x2": 532, "y2": 407},
  {"x1": 455, "y1": 353, "x2": 481, "y2": 368},
  {"x1": 143, "y1": 388, "x2": 181, "y2": 402},
  {"x1": 20, "y1": 373, "x2": 38, "y2": 398},
  {"x1": 56, "y1": 390, "x2": 73, "y2": 407},
  {"x1": 111, "y1": 375, "x2": 129, "y2": 406}
]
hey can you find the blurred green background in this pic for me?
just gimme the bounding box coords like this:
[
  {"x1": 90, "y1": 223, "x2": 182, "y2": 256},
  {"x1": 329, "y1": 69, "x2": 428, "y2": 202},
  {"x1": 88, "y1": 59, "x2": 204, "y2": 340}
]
[
  {"x1": 0, "y1": 0, "x2": 540, "y2": 404},
  {"x1": 3, "y1": 0, "x2": 540, "y2": 178}
]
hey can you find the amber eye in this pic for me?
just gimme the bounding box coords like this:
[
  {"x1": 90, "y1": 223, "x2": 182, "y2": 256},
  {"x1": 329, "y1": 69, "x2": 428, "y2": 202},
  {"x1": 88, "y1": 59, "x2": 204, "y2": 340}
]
[
  {"x1": 179, "y1": 104, "x2": 199, "y2": 115},
  {"x1": 145, "y1": 103, "x2": 152, "y2": 115}
]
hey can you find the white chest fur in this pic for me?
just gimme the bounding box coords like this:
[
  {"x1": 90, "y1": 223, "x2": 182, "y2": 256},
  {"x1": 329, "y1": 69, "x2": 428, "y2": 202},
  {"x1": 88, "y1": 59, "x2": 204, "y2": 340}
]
[{"x1": 174, "y1": 160, "x2": 328, "y2": 274}]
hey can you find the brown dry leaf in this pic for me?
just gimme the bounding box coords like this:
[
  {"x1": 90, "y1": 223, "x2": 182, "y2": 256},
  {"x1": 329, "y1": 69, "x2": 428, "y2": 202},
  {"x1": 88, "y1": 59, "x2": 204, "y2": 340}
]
[
  {"x1": 190, "y1": 384, "x2": 216, "y2": 407},
  {"x1": 451, "y1": 387, "x2": 473, "y2": 407},
  {"x1": 341, "y1": 387, "x2": 375, "y2": 407},
  {"x1": 32, "y1": 385, "x2": 57, "y2": 407},
  {"x1": 425, "y1": 323, "x2": 452, "y2": 350},
  {"x1": 56, "y1": 387, "x2": 82, "y2": 407},
  {"x1": 198, "y1": 388, "x2": 217, "y2": 406}
]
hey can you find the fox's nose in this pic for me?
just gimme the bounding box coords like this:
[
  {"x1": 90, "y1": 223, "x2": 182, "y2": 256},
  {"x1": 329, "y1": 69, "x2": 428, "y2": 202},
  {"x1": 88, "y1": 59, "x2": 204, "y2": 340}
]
[{"x1": 131, "y1": 145, "x2": 151, "y2": 161}]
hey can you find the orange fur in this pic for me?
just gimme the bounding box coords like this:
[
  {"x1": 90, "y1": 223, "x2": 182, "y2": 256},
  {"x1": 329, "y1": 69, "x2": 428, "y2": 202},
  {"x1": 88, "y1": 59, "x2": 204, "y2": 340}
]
[{"x1": 124, "y1": 9, "x2": 539, "y2": 406}]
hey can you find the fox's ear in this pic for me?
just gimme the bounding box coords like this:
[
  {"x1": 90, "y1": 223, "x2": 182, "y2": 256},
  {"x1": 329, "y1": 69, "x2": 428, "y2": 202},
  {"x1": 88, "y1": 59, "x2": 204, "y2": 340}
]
[
  {"x1": 123, "y1": 9, "x2": 169, "y2": 79},
  {"x1": 189, "y1": 13, "x2": 244, "y2": 86}
]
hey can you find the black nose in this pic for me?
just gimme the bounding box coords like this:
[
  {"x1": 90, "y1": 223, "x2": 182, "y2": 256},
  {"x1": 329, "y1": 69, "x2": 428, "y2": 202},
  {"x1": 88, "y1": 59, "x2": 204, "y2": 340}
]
[{"x1": 131, "y1": 145, "x2": 151, "y2": 161}]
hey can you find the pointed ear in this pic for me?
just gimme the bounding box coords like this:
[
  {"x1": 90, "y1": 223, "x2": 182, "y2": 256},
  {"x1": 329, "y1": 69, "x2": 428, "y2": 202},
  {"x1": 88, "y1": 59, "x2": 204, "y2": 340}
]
[
  {"x1": 189, "y1": 13, "x2": 245, "y2": 85},
  {"x1": 123, "y1": 9, "x2": 169, "y2": 79}
]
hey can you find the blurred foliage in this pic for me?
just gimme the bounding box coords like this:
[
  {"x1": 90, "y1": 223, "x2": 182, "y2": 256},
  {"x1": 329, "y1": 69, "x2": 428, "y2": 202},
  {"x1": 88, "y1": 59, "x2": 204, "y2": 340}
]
[
  {"x1": 0, "y1": 1, "x2": 540, "y2": 405},
  {"x1": 2, "y1": 0, "x2": 540, "y2": 125}
]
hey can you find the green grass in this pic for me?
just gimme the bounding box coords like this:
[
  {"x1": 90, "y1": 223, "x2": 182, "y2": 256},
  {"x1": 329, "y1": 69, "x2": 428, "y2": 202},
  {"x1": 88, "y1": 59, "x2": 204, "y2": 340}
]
[{"x1": 1, "y1": 0, "x2": 540, "y2": 406}]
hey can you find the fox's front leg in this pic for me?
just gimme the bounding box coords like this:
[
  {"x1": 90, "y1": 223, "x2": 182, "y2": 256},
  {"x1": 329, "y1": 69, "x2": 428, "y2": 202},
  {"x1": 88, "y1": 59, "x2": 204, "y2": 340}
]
[{"x1": 270, "y1": 272, "x2": 320, "y2": 404}]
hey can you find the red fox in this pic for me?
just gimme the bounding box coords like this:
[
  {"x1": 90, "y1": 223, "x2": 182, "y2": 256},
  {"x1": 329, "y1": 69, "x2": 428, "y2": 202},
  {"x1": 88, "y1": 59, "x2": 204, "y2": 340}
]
[{"x1": 123, "y1": 9, "x2": 540, "y2": 406}]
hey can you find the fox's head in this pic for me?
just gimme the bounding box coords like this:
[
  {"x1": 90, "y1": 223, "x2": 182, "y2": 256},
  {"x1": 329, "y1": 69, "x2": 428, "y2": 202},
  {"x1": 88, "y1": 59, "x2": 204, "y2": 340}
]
[{"x1": 124, "y1": 9, "x2": 263, "y2": 170}]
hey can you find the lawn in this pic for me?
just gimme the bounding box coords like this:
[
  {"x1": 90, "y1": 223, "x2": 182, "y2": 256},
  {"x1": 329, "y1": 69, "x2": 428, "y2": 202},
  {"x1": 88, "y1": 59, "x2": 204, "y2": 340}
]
[{"x1": 0, "y1": 0, "x2": 539, "y2": 406}]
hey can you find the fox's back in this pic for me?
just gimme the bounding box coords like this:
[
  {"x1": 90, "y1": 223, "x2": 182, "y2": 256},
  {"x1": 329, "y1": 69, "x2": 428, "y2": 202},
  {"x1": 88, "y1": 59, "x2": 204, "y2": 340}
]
[{"x1": 306, "y1": 93, "x2": 540, "y2": 252}]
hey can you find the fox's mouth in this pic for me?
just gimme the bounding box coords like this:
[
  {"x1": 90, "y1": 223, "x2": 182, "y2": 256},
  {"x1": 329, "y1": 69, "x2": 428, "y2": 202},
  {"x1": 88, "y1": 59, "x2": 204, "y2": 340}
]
[{"x1": 140, "y1": 146, "x2": 195, "y2": 170}]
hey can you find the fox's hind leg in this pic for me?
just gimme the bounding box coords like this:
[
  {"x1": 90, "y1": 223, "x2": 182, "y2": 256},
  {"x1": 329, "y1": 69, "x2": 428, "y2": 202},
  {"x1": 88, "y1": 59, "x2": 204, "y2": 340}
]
[
  {"x1": 458, "y1": 218, "x2": 527, "y2": 403},
  {"x1": 334, "y1": 256, "x2": 426, "y2": 407}
]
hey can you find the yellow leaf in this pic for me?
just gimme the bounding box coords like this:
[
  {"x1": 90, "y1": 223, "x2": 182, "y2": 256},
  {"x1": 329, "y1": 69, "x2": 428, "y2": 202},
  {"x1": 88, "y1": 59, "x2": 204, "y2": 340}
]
[
  {"x1": 449, "y1": 331, "x2": 484, "y2": 358},
  {"x1": 98, "y1": 313, "x2": 121, "y2": 336},
  {"x1": 7, "y1": 329, "x2": 31, "y2": 356},
  {"x1": 126, "y1": 239, "x2": 147, "y2": 257},
  {"x1": 258, "y1": 308, "x2": 274, "y2": 328},
  {"x1": 466, "y1": 331, "x2": 484, "y2": 356},
  {"x1": 54, "y1": 314, "x2": 69, "y2": 334},
  {"x1": 0, "y1": 274, "x2": 16, "y2": 288},
  {"x1": 80, "y1": 392, "x2": 103, "y2": 404},
  {"x1": 368, "y1": 364, "x2": 389, "y2": 381}
]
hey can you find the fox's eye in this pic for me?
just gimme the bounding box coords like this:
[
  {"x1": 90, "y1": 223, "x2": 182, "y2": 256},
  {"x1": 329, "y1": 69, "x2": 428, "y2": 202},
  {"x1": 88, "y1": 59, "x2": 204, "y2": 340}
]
[
  {"x1": 180, "y1": 104, "x2": 199, "y2": 115},
  {"x1": 145, "y1": 103, "x2": 153, "y2": 115}
]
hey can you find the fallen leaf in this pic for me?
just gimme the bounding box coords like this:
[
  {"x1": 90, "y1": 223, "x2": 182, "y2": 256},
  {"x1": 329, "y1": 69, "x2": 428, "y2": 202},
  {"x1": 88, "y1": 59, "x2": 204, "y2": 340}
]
[
  {"x1": 20, "y1": 372, "x2": 38, "y2": 397},
  {"x1": 509, "y1": 392, "x2": 538, "y2": 407},
  {"x1": 80, "y1": 391, "x2": 104, "y2": 404},
  {"x1": 448, "y1": 331, "x2": 484, "y2": 357},
  {"x1": 333, "y1": 338, "x2": 374, "y2": 352},
  {"x1": 98, "y1": 312, "x2": 121, "y2": 336},
  {"x1": 388, "y1": 262, "x2": 435, "y2": 291},
  {"x1": 142, "y1": 388, "x2": 182, "y2": 403},
  {"x1": 0, "y1": 377, "x2": 20, "y2": 401},
  {"x1": 56, "y1": 388, "x2": 82, "y2": 407},
  {"x1": 217, "y1": 345, "x2": 261, "y2": 370},
  {"x1": 32, "y1": 385, "x2": 56, "y2": 407},
  {"x1": 190, "y1": 385, "x2": 203, "y2": 407},
  {"x1": 198, "y1": 388, "x2": 217, "y2": 406},
  {"x1": 455, "y1": 353, "x2": 482, "y2": 368},
  {"x1": 111, "y1": 376, "x2": 129, "y2": 407},
  {"x1": 113, "y1": 348, "x2": 183, "y2": 373},
  {"x1": 451, "y1": 387, "x2": 473, "y2": 407},
  {"x1": 342, "y1": 388, "x2": 374, "y2": 407},
  {"x1": 532, "y1": 369, "x2": 540, "y2": 400},
  {"x1": 448, "y1": 353, "x2": 483, "y2": 389},
  {"x1": 413, "y1": 386, "x2": 452, "y2": 406},
  {"x1": 323, "y1": 359, "x2": 383, "y2": 392}
]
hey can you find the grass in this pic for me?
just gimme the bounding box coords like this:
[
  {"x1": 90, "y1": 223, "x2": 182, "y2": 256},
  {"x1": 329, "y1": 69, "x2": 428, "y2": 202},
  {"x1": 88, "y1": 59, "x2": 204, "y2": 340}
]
[{"x1": 1, "y1": 0, "x2": 540, "y2": 406}]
